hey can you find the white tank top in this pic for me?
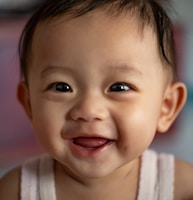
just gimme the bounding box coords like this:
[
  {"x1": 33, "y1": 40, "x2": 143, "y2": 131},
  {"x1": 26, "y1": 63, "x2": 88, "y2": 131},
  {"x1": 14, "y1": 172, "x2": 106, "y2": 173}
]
[{"x1": 21, "y1": 149, "x2": 174, "y2": 200}]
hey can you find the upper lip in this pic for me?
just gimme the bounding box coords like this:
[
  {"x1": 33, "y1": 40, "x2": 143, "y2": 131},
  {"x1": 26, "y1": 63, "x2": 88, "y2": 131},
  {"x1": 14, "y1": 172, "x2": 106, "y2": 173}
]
[
  {"x1": 64, "y1": 131, "x2": 115, "y2": 141},
  {"x1": 72, "y1": 133, "x2": 113, "y2": 140},
  {"x1": 62, "y1": 125, "x2": 116, "y2": 140}
]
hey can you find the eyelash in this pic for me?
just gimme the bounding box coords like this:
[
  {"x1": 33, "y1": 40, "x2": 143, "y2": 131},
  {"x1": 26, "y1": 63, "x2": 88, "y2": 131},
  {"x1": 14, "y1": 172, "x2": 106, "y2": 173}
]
[
  {"x1": 108, "y1": 82, "x2": 134, "y2": 92},
  {"x1": 47, "y1": 82, "x2": 73, "y2": 92},
  {"x1": 46, "y1": 82, "x2": 134, "y2": 93}
]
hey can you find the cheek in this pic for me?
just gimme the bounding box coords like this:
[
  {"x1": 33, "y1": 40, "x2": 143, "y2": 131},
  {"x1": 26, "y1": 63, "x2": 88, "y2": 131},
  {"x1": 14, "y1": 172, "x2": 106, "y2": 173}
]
[
  {"x1": 30, "y1": 108, "x2": 67, "y2": 158},
  {"x1": 115, "y1": 102, "x2": 161, "y2": 154},
  {"x1": 30, "y1": 99, "x2": 65, "y2": 143}
]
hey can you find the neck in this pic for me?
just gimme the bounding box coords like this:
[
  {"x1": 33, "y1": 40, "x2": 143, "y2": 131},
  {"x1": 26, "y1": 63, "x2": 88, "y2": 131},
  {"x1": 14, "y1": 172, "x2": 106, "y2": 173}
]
[{"x1": 55, "y1": 158, "x2": 141, "y2": 200}]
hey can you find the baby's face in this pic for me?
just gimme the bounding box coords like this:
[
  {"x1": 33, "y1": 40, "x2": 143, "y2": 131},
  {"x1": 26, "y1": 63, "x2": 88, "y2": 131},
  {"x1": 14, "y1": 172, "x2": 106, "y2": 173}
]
[{"x1": 24, "y1": 11, "x2": 170, "y2": 179}]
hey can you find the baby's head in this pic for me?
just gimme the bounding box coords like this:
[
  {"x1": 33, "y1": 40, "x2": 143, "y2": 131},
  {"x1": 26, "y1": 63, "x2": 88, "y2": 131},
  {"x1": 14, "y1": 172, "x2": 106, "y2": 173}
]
[
  {"x1": 17, "y1": 0, "x2": 187, "y2": 179},
  {"x1": 19, "y1": 0, "x2": 176, "y2": 82}
]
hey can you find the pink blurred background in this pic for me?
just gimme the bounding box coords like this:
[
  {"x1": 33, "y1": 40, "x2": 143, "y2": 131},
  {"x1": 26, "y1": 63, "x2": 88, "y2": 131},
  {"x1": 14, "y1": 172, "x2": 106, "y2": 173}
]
[{"x1": 0, "y1": 17, "x2": 44, "y2": 176}]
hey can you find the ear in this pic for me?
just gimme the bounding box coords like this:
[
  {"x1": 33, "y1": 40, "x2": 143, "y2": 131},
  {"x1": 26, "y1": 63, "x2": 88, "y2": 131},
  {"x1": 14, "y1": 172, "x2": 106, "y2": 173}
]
[
  {"x1": 17, "y1": 81, "x2": 32, "y2": 120},
  {"x1": 157, "y1": 82, "x2": 187, "y2": 133}
]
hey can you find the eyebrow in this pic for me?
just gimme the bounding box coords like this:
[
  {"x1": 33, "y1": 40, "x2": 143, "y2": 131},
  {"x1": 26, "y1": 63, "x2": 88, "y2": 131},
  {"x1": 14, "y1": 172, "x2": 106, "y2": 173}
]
[
  {"x1": 40, "y1": 64, "x2": 143, "y2": 78},
  {"x1": 40, "y1": 65, "x2": 72, "y2": 78},
  {"x1": 108, "y1": 64, "x2": 143, "y2": 76}
]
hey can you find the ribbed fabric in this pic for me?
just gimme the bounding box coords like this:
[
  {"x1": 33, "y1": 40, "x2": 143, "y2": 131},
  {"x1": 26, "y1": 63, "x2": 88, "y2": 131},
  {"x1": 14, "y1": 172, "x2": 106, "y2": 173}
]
[
  {"x1": 157, "y1": 153, "x2": 174, "y2": 200},
  {"x1": 137, "y1": 150, "x2": 174, "y2": 200},
  {"x1": 21, "y1": 155, "x2": 56, "y2": 200},
  {"x1": 39, "y1": 155, "x2": 56, "y2": 200},
  {"x1": 21, "y1": 150, "x2": 174, "y2": 200},
  {"x1": 21, "y1": 156, "x2": 40, "y2": 200},
  {"x1": 137, "y1": 150, "x2": 158, "y2": 200}
]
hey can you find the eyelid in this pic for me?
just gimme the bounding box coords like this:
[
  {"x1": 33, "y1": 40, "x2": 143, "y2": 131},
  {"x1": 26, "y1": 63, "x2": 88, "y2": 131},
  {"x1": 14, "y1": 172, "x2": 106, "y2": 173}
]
[
  {"x1": 46, "y1": 82, "x2": 73, "y2": 92},
  {"x1": 108, "y1": 82, "x2": 136, "y2": 92}
]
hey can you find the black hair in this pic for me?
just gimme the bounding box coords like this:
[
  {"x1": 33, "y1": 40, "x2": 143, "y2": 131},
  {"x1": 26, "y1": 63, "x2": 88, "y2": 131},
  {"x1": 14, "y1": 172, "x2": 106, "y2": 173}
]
[{"x1": 19, "y1": 0, "x2": 176, "y2": 81}]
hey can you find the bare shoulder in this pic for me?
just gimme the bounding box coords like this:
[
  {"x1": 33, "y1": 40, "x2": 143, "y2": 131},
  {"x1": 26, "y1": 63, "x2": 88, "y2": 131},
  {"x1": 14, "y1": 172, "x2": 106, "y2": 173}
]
[
  {"x1": 174, "y1": 159, "x2": 193, "y2": 200},
  {"x1": 0, "y1": 166, "x2": 21, "y2": 200}
]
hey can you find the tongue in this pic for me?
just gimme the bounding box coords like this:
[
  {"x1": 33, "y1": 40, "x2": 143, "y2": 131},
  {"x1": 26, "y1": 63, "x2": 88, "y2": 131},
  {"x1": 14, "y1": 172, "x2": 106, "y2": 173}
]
[{"x1": 73, "y1": 137, "x2": 109, "y2": 148}]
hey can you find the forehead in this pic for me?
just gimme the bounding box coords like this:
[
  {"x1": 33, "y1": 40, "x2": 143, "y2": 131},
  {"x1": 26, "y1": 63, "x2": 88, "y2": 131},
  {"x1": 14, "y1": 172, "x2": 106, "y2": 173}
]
[
  {"x1": 30, "y1": 10, "x2": 168, "y2": 82},
  {"x1": 32, "y1": 10, "x2": 159, "y2": 57},
  {"x1": 35, "y1": 10, "x2": 154, "y2": 38}
]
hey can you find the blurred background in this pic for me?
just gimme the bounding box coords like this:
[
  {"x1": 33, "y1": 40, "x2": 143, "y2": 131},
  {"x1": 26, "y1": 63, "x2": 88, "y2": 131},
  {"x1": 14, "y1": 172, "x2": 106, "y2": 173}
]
[{"x1": 0, "y1": 0, "x2": 193, "y2": 177}]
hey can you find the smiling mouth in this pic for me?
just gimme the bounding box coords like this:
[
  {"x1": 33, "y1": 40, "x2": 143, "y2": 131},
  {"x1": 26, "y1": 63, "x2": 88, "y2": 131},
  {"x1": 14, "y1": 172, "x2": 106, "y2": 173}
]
[{"x1": 73, "y1": 137, "x2": 112, "y2": 150}]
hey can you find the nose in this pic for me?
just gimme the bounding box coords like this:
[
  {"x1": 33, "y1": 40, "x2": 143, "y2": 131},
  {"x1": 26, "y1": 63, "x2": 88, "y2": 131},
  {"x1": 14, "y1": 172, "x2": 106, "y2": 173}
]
[{"x1": 69, "y1": 94, "x2": 108, "y2": 122}]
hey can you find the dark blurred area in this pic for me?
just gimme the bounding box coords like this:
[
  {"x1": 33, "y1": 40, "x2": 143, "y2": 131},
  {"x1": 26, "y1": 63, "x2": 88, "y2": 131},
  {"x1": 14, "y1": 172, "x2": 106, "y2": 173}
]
[
  {"x1": 0, "y1": 0, "x2": 193, "y2": 177},
  {"x1": 0, "y1": 0, "x2": 43, "y2": 14}
]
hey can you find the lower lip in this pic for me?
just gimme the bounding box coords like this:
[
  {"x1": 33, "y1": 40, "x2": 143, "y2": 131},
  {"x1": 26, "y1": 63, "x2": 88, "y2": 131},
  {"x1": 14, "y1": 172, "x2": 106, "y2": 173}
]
[{"x1": 68, "y1": 139, "x2": 114, "y2": 158}]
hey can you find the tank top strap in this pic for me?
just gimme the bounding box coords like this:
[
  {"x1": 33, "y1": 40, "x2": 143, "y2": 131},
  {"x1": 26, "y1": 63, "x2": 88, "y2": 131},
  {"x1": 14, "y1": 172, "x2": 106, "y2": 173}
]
[
  {"x1": 39, "y1": 155, "x2": 56, "y2": 200},
  {"x1": 21, "y1": 156, "x2": 40, "y2": 200},
  {"x1": 137, "y1": 149, "x2": 174, "y2": 200},
  {"x1": 157, "y1": 152, "x2": 174, "y2": 200},
  {"x1": 137, "y1": 149, "x2": 158, "y2": 200},
  {"x1": 21, "y1": 154, "x2": 56, "y2": 200}
]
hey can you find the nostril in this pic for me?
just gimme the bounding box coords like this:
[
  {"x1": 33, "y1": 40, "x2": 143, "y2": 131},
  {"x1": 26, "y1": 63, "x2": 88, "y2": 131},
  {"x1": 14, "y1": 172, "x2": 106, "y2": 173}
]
[
  {"x1": 69, "y1": 96, "x2": 108, "y2": 122},
  {"x1": 71, "y1": 115, "x2": 101, "y2": 123},
  {"x1": 70, "y1": 108, "x2": 94, "y2": 122},
  {"x1": 69, "y1": 106, "x2": 108, "y2": 122}
]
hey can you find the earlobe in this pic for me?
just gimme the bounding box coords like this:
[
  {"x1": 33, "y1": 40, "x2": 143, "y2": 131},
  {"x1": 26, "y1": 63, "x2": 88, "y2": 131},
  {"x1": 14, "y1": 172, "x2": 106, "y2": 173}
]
[
  {"x1": 17, "y1": 82, "x2": 32, "y2": 120},
  {"x1": 157, "y1": 82, "x2": 187, "y2": 133}
]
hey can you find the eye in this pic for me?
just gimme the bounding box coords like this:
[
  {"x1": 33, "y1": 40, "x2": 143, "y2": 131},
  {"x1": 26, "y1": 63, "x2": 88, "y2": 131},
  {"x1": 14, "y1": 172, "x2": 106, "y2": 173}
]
[
  {"x1": 48, "y1": 82, "x2": 73, "y2": 92},
  {"x1": 108, "y1": 82, "x2": 132, "y2": 92}
]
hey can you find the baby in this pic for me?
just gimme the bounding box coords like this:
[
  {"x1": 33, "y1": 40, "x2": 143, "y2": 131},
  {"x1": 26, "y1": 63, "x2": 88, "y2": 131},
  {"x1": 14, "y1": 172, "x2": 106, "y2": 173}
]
[{"x1": 0, "y1": 0, "x2": 193, "y2": 199}]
